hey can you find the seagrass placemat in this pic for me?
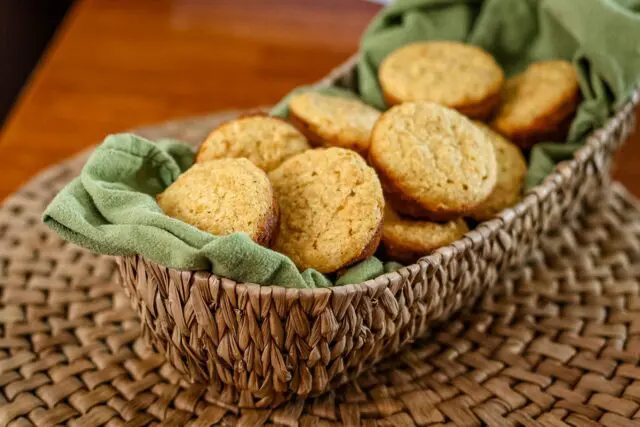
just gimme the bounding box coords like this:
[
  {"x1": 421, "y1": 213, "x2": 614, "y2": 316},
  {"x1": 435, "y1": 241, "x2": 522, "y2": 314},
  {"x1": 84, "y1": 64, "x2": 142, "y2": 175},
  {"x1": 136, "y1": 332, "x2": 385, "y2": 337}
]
[{"x1": 1, "y1": 112, "x2": 640, "y2": 427}]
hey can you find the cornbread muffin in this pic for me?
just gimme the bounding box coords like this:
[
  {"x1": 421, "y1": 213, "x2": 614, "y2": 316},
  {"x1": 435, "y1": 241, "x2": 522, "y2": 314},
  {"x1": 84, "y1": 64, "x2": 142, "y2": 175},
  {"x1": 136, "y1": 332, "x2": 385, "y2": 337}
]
[
  {"x1": 491, "y1": 60, "x2": 580, "y2": 148},
  {"x1": 269, "y1": 147, "x2": 384, "y2": 273},
  {"x1": 378, "y1": 41, "x2": 504, "y2": 119},
  {"x1": 382, "y1": 206, "x2": 468, "y2": 264},
  {"x1": 288, "y1": 92, "x2": 381, "y2": 154},
  {"x1": 470, "y1": 123, "x2": 527, "y2": 221},
  {"x1": 157, "y1": 158, "x2": 278, "y2": 246},
  {"x1": 369, "y1": 102, "x2": 497, "y2": 221},
  {"x1": 196, "y1": 114, "x2": 310, "y2": 172}
]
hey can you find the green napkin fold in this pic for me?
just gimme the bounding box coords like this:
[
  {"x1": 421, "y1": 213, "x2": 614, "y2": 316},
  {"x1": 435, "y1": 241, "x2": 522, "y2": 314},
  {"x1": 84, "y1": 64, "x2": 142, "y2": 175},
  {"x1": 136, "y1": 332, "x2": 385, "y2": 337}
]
[
  {"x1": 43, "y1": 134, "x2": 388, "y2": 288},
  {"x1": 357, "y1": 0, "x2": 640, "y2": 188}
]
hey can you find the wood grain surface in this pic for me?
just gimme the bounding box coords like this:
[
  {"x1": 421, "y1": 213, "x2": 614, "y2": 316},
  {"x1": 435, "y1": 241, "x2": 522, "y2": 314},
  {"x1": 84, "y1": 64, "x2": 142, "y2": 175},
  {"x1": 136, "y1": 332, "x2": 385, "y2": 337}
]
[{"x1": 0, "y1": 0, "x2": 637, "y2": 201}]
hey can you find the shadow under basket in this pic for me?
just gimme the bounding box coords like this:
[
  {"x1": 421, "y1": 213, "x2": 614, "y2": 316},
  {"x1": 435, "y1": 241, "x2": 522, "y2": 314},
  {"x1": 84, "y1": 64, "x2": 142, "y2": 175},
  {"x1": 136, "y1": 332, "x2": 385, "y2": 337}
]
[{"x1": 116, "y1": 56, "x2": 640, "y2": 409}]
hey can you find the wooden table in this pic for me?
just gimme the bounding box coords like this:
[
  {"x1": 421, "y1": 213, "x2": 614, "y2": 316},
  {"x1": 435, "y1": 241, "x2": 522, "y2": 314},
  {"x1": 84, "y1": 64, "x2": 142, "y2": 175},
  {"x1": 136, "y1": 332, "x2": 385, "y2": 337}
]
[{"x1": 0, "y1": 0, "x2": 638, "y2": 201}]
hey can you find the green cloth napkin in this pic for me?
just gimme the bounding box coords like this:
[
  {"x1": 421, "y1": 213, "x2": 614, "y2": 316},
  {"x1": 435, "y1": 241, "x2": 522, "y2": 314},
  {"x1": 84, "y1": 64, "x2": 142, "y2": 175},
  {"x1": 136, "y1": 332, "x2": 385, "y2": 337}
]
[
  {"x1": 357, "y1": 0, "x2": 640, "y2": 188},
  {"x1": 43, "y1": 134, "x2": 388, "y2": 288}
]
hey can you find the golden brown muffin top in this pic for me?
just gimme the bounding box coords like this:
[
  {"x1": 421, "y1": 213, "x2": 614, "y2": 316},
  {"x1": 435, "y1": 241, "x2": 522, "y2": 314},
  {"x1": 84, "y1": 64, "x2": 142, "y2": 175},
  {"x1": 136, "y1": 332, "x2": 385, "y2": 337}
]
[
  {"x1": 470, "y1": 122, "x2": 527, "y2": 221},
  {"x1": 491, "y1": 60, "x2": 579, "y2": 136},
  {"x1": 269, "y1": 147, "x2": 384, "y2": 273},
  {"x1": 157, "y1": 158, "x2": 277, "y2": 245},
  {"x1": 379, "y1": 41, "x2": 504, "y2": 110},
  {"x1": 196, "y1": 114, "x2": 310, "y2": 172},
  {"x1": 369, "y1": 102, "x2": 497, "y2": 217},
  {"x1": 382, "y1": 206, "x2": 468, "y2": 263},
  {"x1": 289, "y1": 92, "x2": 381, "y2": 154}
]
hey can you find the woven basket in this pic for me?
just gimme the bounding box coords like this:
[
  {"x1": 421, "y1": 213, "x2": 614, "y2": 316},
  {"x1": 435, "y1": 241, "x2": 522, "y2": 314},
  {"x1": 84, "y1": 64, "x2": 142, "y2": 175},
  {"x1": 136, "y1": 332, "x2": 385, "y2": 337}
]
[{"x1": 116, "y1": 56, "x2": 640, "y2": 409}]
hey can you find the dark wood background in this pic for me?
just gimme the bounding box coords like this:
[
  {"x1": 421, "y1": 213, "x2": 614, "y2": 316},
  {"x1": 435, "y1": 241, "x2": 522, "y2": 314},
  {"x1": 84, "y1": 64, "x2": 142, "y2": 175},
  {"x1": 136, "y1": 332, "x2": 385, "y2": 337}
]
[
  {"x1": 0, "y1": 0, "x2": 73, "y2": 125},
  {"x1": 0, "y1": 0, "x2": 637, "y2": 202}
]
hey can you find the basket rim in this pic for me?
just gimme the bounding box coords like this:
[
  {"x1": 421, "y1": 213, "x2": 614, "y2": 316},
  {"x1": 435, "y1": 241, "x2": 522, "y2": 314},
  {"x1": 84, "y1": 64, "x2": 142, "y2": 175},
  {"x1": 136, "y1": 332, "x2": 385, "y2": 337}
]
[{"x1": 132, "y1": 83, "x2": 639, "y2": 296}]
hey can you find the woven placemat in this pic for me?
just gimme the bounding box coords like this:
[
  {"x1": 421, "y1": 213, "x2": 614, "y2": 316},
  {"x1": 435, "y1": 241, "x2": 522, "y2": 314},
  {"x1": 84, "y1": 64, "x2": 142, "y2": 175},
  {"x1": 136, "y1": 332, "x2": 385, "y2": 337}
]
[{"x1": 1, "y1": 112, "x2": 640, "y2": 427}]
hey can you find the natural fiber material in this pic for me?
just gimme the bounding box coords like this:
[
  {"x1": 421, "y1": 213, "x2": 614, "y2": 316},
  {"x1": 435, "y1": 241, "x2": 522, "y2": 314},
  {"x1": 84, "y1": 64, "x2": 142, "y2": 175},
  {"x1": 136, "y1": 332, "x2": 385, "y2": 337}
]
[
  {"x1": 357, "y1": 0, "x2": 640, "y2": 188},
  {"x1": 114, "y1": 85, "x2": 636, "y2": 407},
  {"x1": 1, "y1": 113, "x2": 640, "y2": 424}
]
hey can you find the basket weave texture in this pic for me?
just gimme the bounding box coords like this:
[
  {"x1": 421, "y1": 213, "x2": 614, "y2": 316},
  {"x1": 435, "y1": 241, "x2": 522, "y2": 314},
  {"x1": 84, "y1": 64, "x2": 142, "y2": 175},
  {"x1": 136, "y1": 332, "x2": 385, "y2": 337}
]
[
  {"x1": 0, "y1": 119, "x2": 640, "y2": 424},
  {"x1": 115, "y1": 59, "x2": 640, "y2": 407}
]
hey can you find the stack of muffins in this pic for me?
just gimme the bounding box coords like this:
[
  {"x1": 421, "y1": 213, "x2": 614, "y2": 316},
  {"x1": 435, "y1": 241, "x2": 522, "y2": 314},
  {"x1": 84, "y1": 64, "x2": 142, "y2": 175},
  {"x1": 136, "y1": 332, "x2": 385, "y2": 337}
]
[{"x1": 157, "y1": 41, "x2": 581, "y2": 275}]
